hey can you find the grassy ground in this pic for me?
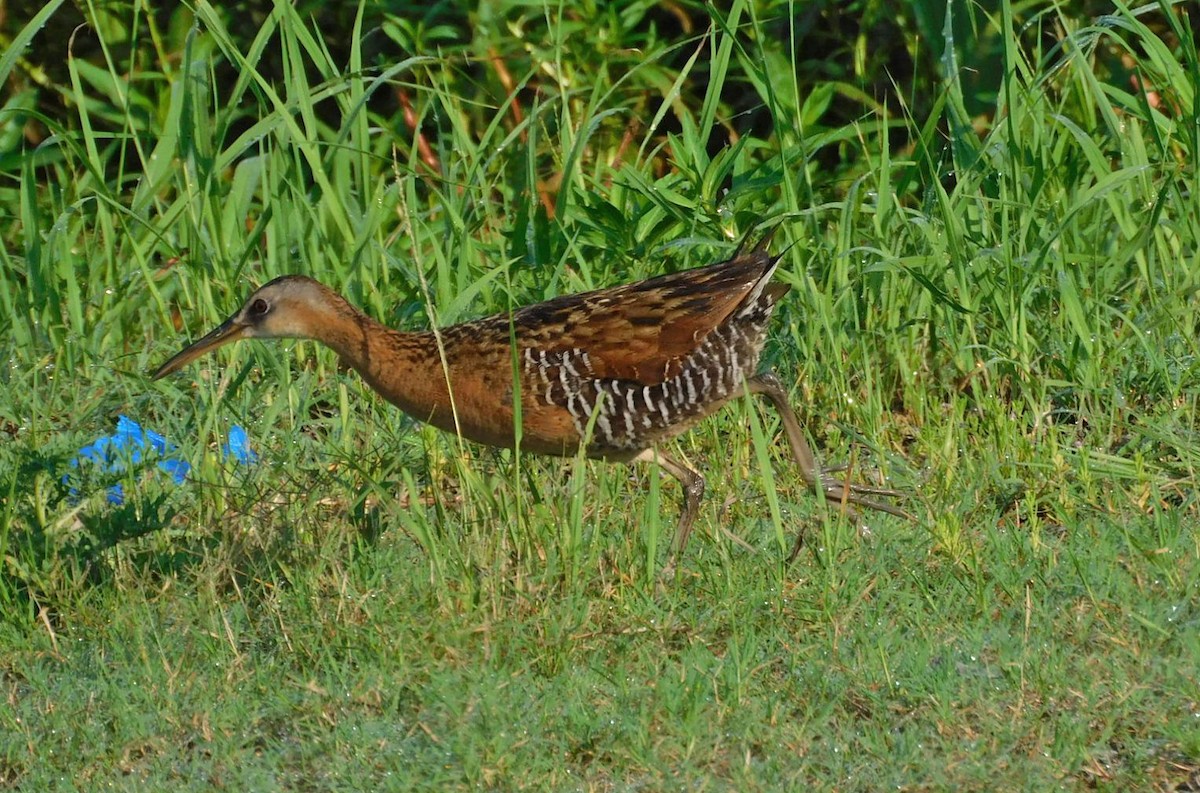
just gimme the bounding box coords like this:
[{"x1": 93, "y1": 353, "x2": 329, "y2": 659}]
[{"x1": 2, "y1": 0, "x2": 1199, "y2": 789}]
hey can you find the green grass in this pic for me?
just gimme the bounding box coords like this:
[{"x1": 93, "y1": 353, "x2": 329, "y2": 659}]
[{"x1": 2, "y1": 0, "x2": 1200, "y2": 789}]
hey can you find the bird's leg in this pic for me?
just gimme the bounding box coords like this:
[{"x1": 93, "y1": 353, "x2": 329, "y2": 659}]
[
  {"x1": 630, "y1": 448, "x2": 705, "y2": 576},
  {"x1": 746, "y1": 371, "x2": 911, "y2": 526}
]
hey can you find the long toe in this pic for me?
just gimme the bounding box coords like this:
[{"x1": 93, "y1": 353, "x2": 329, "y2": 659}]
[
  {"x1": 820, "y1": 482, "x2": 912, "y2": 520},
  {"x1": 819, "y1": 475, "x2": 906, "y2": 498}
]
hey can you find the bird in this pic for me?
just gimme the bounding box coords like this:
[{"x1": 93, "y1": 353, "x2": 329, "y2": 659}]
[{"x1": 151, "y1": 232, "x2": 908, "y2": 563}]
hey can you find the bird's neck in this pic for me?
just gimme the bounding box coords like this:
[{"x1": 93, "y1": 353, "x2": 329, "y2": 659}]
[{"x1": 311, "y1": 298, "x2": 453, "y2": 425}]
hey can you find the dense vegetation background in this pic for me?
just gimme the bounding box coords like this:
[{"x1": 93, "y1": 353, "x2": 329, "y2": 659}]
[{"x1": 2, "y1": 0, "x2": 1198, "y2": 788}]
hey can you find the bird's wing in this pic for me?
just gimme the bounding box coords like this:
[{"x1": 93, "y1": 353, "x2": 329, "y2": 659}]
[{"x1": 512, "y1": 249, "x2": 787, "y2": 385}]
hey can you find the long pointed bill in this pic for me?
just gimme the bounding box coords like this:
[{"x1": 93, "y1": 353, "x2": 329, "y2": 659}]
[{"x1": 150, "y1": 316, "x2": 250, "y2": 380}]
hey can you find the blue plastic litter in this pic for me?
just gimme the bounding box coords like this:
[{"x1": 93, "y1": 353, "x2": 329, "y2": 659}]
[
  {"x1": 222, "y1": 424, "x2": 259, "y2": 465},
  {"x1": 66, "y1": 415, "x2": 255, "y2": 505}
]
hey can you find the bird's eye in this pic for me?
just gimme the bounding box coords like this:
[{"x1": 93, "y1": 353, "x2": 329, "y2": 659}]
[{"x1": 250, "y1": 298, "x2": 269, "y2": 316}]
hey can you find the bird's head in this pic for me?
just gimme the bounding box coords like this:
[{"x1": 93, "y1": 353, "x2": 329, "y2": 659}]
[{"x1": 151, "y1": 275, "x2": 334, "y2": 380}]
